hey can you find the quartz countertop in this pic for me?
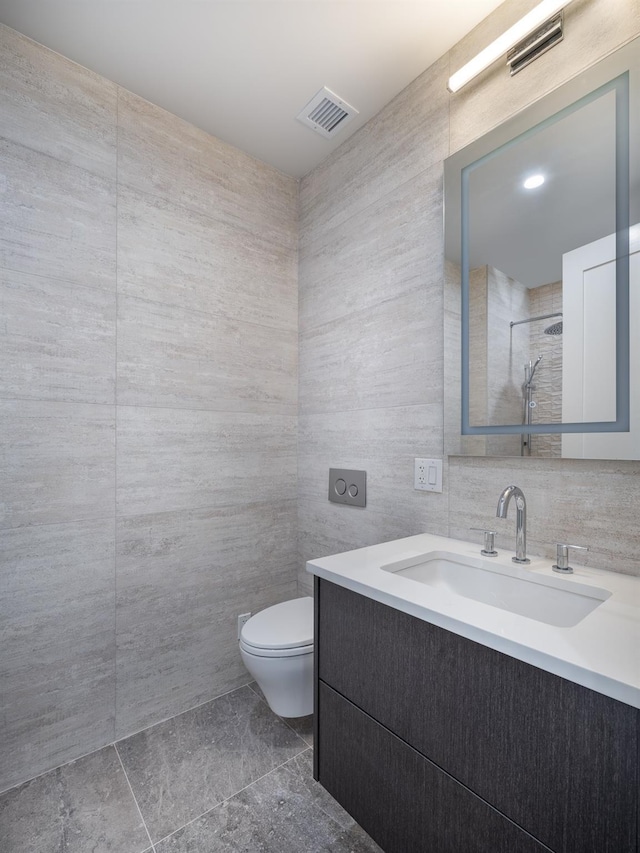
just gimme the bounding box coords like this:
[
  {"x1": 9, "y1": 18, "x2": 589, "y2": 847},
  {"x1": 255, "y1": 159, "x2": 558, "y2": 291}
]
[{"x1": 307, "y1": 533, "x2": 640, "y2": 709}]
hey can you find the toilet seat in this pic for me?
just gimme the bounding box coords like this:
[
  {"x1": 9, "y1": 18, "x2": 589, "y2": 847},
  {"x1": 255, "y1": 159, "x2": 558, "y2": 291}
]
[
  {"x1": 240, "y1": 597, "x2": 313, "y2": 652},
  {"x1": 239, "y1": 639, "x2": 314, "y2": 658}
]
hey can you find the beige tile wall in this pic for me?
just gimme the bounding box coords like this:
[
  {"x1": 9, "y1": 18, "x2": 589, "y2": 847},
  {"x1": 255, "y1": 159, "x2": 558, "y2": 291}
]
[
  {"x1": 2, "y1": 0, "x2": 639, "y2": 794},
  {"x1": 0, "y1": 24, "x2": 298, "y2": 791},
  {"x1": 298, "y1": 0, "x2": 640, "y2": 594},
  {"x1": 297, "y1": 54, "x2": 451, "y2": 595},
  {"x1": 528, "y1": 281, "x2": 563, "y2": 457}
]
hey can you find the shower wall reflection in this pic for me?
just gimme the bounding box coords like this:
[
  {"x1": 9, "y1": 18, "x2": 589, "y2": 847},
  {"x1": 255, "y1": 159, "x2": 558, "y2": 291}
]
[
  {"x1": 467, "y1": 266, "x2": 563, "y2": 458},
  {"x1": 525, "y1": 283, "x2": 563, "y2": 456}
]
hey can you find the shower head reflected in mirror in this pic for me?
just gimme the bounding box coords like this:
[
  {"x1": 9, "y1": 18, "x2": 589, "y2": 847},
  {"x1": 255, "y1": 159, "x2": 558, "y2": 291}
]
[{"x1": 544, "y1": 320, "x2": 563, "y2": 335}]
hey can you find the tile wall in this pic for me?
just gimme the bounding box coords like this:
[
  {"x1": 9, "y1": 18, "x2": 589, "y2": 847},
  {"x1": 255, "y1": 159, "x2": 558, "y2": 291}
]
[
  {"x1": 0, "y1": 24, "x2": 298, "y2": 792},
  {"x1": 297, "y1": 0, "x2": 640, "y2": 594},
  {"x1": 2, "y1": 0, "x2": 640, "y2": 797},
  {"x1": 528, "y1": 281, "x2": 563, "y2": 457}
]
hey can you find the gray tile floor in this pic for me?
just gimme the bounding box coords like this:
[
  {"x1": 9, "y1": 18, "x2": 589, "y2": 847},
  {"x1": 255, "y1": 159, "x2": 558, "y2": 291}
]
[{"x1": 0, "y1": 682, "x2": 382, "y2": 853}]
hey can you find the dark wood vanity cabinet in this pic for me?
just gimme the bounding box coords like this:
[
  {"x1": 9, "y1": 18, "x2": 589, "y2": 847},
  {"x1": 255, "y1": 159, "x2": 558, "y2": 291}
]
[{"x1": 314, "y1": 578, "x2": 639, "y2": 853}]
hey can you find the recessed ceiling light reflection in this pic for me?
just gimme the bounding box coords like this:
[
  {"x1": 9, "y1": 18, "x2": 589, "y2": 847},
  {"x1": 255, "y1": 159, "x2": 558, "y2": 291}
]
[{"x1": 523, "y1": 174, "x2": 545, "y2": 189}]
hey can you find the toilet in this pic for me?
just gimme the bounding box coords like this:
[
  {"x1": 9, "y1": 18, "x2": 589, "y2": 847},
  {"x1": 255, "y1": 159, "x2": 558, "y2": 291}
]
[{"x1": 239, "y1": 597, "x2": 314, "y2": 718}]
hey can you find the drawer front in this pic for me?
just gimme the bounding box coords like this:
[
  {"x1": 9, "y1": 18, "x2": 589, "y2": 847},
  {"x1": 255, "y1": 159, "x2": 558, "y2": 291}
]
[
  {"x1": 317, "y1": 579, "x2": 638, "y2": 853},
  {"x1": 318, "y1": 682, "x2": 551, "y2": 853}
]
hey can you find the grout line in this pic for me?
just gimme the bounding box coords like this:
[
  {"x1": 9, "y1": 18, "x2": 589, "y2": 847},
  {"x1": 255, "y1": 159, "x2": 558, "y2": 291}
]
[
  {"x1": 300, "y1": 493, "x2": 440, "y2": 519},
  {"x1": 282, "y1": 722, "x2": 314, "y2": 750},
  {"x1": 116, "y1": 288, "x2": 298, "y2": 337},
  {"x1": 299, "y1": 156, "x2": 444, "y2": 255},
  {"x1": 118, "y1": 177, "x2": 296, "y2": 255},
  {"x1": 114, "y1": 402, "x2": 298, "y2": 416},
  {"x1": 0, "y1": 499, "x2": 300, "y2": 536},
  {"x1": 299, "y1": 280, "x2": 436, "y2": 337},
  {"x1": 0, "y1": 130, "x2": 117, "y2": 184},
  {"x1": 246, "y1": 682, "x2": 313, "y2": 749},
  {"x1": 0, "y1": 739, "x2": 119, "y2": 798},
  {"x1": 447, "y1": 47, "x2": 452, "y2": 157},
  {"x1": 150, "y1": 746, "x2": 313, "y2": 849},
  {"x1": 115, "y1": 498, "x2": 298, "y2": 525},
  {"x1": 0, "y1": 396, "x2": 298, "y2": 416},
  {"x1": 298, "y1": 401, "x2": 443, "y2": 417},
  {"x1": 114, "y1": 81, "x2": 120, "y2": 769},
  {"x1": 0, "y1": 682, "x2": 256, "y2": 797},
  {"x1": 114, "y1": 744, "x2": 156, "y2": 853},
  {"x1": 0, "y1": 513, "x2": 117, "y2": 535},
  {"x1": 226, "y1": 747, "x2": 314, "y2": 800},
  {"x1": 0, "y1": 261, "x2": 115, "y2": 294},
  {"x1": 246, "y1": 682, "x2": 263, "y2": 701},
  {"x1": 113, "y1": 682, "x2": 257, "y2": 746},
  {"x1": 0, "y1": 394, "x2": 115, "y2": 408}
]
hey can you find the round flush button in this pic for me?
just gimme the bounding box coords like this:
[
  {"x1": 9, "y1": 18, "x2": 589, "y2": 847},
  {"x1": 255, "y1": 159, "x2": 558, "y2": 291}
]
[
  {"x1": 348, "y1": 484, "x2": 358, "y2": 498},
  {"x1": 335, "y1": 478, "x2": 347, "y2": 495}
]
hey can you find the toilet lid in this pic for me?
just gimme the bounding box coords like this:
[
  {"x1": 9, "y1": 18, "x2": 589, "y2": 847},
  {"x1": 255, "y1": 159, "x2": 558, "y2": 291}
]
[{"x1": 240, "y1": 597, "x2": 313, "y2": 650}]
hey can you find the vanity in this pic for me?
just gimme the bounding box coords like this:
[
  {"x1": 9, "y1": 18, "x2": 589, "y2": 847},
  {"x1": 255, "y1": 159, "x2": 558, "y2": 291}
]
[{"x1": 307, "y1": 534, "x2": 639, "y2": 853}]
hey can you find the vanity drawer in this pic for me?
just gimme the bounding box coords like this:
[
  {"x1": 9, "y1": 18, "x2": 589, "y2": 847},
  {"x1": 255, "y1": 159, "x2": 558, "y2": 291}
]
[
  {"x1": 317, "y1": 578, "x2": 638, "y2": 853},
  {"x1": 318, "y1": 681, "x2": 551, "y2": 853}
]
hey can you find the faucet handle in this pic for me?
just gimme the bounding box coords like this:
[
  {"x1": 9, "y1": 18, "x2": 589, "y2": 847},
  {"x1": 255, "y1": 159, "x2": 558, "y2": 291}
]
[
  {"x1": 470, "y1": 528, "x2": 498, "y2": 557},
  {"x1": 553, "y1": 543, "x2": 589, "y2": 574}
]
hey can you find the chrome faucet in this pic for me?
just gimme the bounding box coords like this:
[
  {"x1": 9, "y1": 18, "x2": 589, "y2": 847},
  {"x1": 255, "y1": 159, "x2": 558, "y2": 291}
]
[{"x1": 496, "y1": 485, "x2": 530, "y2": 564}]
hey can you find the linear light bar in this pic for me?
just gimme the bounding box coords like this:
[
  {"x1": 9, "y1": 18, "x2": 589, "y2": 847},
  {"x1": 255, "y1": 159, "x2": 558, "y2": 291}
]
[{"x1": 447, "y1": 0, "x2": 573, "y2": 93}]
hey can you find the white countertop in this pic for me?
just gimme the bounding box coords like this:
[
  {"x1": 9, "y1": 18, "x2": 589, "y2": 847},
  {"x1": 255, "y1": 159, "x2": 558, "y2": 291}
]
[{"x1": 306, "y1": 533, "x2": 640, "y2": 709}]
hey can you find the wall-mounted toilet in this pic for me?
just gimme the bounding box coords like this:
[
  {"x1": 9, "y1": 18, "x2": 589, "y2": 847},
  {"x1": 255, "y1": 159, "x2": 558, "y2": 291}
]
[{"x1": 239, "y1": 597, "x2": 313, "y2": 718}]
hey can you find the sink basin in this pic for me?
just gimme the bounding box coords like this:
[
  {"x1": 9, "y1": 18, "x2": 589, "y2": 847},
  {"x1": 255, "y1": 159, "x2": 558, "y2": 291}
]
[{"x1": 380, "y1": 551, "x2": 611, "y2": 627}]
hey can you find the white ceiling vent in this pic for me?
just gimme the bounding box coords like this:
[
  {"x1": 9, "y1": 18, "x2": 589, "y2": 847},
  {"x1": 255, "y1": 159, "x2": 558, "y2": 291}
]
[{"x1": 296, "y1": 87, "x2": 359, "y2": 139}]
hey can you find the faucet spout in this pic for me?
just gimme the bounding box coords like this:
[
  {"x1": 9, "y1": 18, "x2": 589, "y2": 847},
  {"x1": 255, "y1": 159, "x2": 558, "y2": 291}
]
[{"x1": 496, "y1": 485, "x2": 530, "y2": 564}]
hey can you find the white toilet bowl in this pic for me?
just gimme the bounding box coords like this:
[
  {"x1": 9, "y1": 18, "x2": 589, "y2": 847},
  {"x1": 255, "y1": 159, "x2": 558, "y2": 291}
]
[{"x1": 239, "y1": 597, "x2": 313, "y2": 718}]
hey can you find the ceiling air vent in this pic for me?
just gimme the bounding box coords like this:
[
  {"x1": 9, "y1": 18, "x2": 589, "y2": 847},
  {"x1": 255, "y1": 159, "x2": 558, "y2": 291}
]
[{"x1": 296, "y1": 87, "x2": 358, "y2": 139}]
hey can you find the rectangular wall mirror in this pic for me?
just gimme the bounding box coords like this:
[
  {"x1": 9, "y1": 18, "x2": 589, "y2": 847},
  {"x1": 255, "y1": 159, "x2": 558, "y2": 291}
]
[{"x1": 444, "y1": 36, "x2": 639, "y2": 460}]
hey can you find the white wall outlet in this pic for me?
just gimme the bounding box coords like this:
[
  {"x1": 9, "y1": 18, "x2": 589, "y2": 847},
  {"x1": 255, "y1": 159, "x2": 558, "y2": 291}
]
[
  {"x1": 414, "y1": 458, "x2": 443, "y2": 493},
  {"x1": 237, "y1": 612, "x2": 252, "y2": 639}
]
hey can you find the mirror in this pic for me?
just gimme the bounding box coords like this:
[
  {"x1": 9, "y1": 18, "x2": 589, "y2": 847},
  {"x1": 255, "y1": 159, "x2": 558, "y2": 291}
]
[{"x1": 444, "y1": 37, "x2": 639, "y2": 460}]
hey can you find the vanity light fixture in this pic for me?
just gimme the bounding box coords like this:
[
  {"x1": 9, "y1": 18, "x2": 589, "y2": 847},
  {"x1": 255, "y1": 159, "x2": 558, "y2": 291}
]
[
  {"x1": 447, "y1": 0, "x2": 573, "y2": 93},
  {"x1": 523, "y1": 173, "x2": 545, "y2": 189}
]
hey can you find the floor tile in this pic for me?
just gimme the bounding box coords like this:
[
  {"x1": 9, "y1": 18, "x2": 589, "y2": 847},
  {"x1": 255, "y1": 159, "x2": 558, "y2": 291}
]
[
  {"x1": 154, "y1": 750, "x2": 382, "y2": 852},
  {"x1": 283, "y1": 715, "x2": 314, "y2": 749},
  {"x1": 0, "y1": 746, "x2": 150, "y2": 853},
  {"x1": 116, "y1": 685, "x2": 308, "y2": 843},
  {"x1": 248, "y1": 682, "x2": 314, "y2": 748}
]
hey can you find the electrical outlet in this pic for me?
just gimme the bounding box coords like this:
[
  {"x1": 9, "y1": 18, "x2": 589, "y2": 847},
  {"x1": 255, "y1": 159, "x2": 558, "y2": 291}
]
[
  {"x1": 237, "y1": 612, "x2": 252, "y2": 639},
  {"x1": 414, "y1": 458, "x2": 443, "y2": 493},
  {"x1": 414, "y1": 458, "x2": 428, "y2": 488}
]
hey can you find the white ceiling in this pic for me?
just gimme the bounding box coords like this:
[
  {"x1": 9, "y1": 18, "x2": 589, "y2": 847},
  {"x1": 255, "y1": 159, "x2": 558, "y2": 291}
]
[{"x1": 0, "y1": 0, "x2": 506, "y2": 177}]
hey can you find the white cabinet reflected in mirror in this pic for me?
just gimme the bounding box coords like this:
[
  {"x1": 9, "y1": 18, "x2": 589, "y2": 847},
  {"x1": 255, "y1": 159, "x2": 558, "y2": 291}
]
[{"x1": 444, "y1": 36, "x2": 639, "y2": 460}]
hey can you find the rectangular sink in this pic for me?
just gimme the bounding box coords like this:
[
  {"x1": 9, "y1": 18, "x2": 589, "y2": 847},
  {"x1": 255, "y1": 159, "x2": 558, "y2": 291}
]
[{"x1": 380, "y1": 551, "x2": 611, "y2": 627}]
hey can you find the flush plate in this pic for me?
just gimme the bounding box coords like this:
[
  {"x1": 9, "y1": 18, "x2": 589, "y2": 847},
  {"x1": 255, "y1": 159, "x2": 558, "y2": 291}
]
[{"x1": 328, "y1": 468, "x2": 366, "y2": 507}]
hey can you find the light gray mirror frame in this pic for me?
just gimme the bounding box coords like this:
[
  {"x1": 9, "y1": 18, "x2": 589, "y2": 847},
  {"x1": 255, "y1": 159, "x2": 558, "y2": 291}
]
[
  {"x1": 445, "y1": 58, "x2": 632, "y2": 439},
  {"x1": 462, "y1": 74, "x2": 629, "y2": 436}
]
